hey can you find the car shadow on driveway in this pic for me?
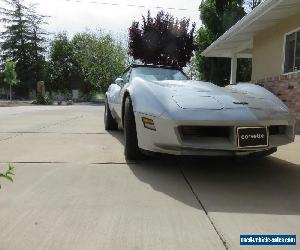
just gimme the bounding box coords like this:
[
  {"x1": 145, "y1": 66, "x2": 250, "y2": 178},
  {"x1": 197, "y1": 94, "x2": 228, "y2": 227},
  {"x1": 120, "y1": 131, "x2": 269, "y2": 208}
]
[{"x1": 108, "y1": 130, "x2": 300, "y2": 215}]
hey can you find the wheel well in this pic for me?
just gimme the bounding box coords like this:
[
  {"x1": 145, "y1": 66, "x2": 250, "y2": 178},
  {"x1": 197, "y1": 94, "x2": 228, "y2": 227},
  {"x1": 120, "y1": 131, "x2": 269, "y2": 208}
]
[{"x1": 122, "y1": 91, "x2": 130, "y2": 128}]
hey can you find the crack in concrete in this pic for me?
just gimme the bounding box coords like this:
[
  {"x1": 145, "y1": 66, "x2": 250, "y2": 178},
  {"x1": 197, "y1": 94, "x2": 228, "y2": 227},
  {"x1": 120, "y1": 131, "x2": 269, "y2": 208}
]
[
  {"x1": 179, "y1": 165, "x2": 229, "y2": 250},
  {"x1": 0, "y1": 134, "x2": 21, "y2": 142},
  {"x1": 34, "y1": 115, "x2": 84, "y2": 131},
  {"x1": 0, "y1": 115, "x2": 84, "y2": 142}
]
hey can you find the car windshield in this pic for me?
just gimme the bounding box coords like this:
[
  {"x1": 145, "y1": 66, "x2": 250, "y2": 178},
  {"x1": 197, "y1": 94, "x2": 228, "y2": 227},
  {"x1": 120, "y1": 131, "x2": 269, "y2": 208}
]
[{"x1": 131, "y1": 67, "x2": 189, "y2": 81}]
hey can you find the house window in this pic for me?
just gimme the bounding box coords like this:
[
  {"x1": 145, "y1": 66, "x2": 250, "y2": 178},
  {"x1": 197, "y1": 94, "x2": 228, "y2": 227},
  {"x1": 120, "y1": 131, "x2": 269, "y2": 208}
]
[{"x1": 284, "y1": 30, "x2": 300, "y2": 73}]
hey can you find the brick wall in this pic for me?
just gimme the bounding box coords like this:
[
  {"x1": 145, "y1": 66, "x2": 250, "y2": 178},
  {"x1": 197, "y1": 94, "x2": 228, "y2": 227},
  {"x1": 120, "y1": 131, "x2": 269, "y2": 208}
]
[{"x1": 255, "y1": 72, "x2": 300, "y2": 134}]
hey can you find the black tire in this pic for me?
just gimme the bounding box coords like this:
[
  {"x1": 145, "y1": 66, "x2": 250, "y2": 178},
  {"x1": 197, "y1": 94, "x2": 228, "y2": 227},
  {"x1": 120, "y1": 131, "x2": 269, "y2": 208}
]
[
  {"x1": 124, "y1": 96, "x2": 142, "y2": 160},
  {"x1": 104, "y1": 100, "x2": 118, "y2": 131}
]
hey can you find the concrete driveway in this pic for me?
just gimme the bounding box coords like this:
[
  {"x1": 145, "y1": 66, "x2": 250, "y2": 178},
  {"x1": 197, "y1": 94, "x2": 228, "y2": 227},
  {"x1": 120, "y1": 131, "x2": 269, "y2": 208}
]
[{"x1": 0, "y1": 105, "x2": 299, "y2": 250}]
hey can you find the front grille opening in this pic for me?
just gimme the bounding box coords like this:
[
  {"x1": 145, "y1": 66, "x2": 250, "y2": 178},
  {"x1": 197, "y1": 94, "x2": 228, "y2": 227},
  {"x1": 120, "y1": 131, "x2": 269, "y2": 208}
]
[
  {"x1": 269, "y1": 125, "x2": 287, "y2": 135},
  {"x1": 179, "y1": 126, "x2": 231, "y2": 138}
]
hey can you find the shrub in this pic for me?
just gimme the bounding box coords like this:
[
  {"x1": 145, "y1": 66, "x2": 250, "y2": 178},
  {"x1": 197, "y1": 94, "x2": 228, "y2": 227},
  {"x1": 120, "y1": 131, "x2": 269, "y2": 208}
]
[{"x1": 33, "y1": 94, "x2": 53, "y2": 105}]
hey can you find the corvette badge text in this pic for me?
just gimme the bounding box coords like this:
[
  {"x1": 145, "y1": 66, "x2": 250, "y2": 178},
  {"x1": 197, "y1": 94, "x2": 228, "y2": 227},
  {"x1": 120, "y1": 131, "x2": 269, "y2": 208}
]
[
  {"x1": 240, "y1": 235, "x2": 296, "y2": 246},
  {"x1": 240, "y1": 133, "x2": 265, "y2": 140}
]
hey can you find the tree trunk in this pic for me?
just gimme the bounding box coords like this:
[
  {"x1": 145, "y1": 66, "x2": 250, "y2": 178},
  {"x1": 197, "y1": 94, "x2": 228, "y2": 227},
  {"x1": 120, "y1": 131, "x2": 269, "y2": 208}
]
[{"x1": 10, "y1": 85, "x2": 12, "y2": 102}]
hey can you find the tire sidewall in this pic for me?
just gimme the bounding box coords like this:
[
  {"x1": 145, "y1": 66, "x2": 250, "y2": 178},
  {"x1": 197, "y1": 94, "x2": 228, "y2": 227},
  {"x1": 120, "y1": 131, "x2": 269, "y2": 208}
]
[{"x1": 124, "y1": 96, "x2": 140, "y2": 159}]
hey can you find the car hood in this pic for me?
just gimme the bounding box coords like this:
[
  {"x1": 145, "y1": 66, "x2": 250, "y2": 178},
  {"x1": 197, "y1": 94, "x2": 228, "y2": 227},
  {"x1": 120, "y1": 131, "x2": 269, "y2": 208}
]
[{"x1": 149, "y1": 80, "x2": 284, "y2": 111}]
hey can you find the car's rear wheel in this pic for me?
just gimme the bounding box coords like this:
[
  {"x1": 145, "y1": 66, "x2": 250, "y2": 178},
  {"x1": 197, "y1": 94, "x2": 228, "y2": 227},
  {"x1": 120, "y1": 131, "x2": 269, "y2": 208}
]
[
  {"x1": 104, "y1": 100, "x2": 118, "y2": 131},
  {"x1": 124, "y1": 96, "x2": 142, "y2": 160}
]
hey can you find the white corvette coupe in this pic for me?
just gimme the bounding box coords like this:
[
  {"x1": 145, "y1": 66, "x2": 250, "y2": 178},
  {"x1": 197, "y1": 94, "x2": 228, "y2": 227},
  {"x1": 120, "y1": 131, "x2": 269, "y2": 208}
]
[{"x1": 105, "y1": 64, "x2": 296, "y2": 160}]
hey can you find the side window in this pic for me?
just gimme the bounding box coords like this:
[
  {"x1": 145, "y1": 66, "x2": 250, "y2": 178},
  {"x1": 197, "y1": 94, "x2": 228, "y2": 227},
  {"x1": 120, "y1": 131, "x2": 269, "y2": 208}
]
[
  {"x1": 284, "y1": 30, "x2": 300, "y2": 73},
  {"x1": 122, "y1": 69, "x2": 131, "y2": 83}
]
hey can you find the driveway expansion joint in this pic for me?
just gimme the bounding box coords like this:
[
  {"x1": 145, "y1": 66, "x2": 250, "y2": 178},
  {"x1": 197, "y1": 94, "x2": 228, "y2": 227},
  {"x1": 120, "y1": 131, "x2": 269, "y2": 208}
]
[
  {"x1": 179, "y1": 165, "x2": 229, "y2": 250},
  {"x1": 0, "y1": 161, "x2": 134, "y2": 165}
]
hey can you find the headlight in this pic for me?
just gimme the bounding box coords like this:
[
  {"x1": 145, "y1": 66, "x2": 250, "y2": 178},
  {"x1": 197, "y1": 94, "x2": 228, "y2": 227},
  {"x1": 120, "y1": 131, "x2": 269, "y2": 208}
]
[{"x1": 142, "y1": 117, "x2": 156, "y2": 131}]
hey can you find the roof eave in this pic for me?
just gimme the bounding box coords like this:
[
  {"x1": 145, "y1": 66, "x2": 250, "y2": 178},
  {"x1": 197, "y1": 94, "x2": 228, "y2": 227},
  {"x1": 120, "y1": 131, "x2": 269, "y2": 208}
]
[{"x1": 201, "y1": 0, "x2": 281, "y2": 57}]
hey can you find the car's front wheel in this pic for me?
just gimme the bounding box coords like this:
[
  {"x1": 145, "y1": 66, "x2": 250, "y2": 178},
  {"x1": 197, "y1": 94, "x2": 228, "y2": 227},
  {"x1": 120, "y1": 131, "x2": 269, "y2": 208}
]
[
  {"x1": 104, "y1": 100, "x2": 118, "y2": 131},
  {"x1": 124, "y1": 96, "x2": 142, "y2": 160}
]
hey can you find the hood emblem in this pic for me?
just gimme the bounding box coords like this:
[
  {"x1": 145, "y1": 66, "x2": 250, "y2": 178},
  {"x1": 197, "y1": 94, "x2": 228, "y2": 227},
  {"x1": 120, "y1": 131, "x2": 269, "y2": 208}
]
[{"x1": 233, "y1": 102, "x2": 248, "y2": 105}]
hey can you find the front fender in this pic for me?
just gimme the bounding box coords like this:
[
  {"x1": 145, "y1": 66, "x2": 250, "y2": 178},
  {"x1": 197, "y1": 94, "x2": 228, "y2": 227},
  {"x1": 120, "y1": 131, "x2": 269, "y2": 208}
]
[
  {"x1": 124, "y1": 78, "x2": 169, "y2": 117},
  {"x1": 106, "y1": 84, "x2": 121, "y2": 104},
  {"x1": 226, "y1": 83, "x2": 289, "y2": 111}
]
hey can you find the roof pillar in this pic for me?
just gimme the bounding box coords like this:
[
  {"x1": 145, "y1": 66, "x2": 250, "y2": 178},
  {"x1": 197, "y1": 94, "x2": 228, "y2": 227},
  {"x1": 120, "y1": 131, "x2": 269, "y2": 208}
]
[{"x1": 230, "y1": 55, "x2": 237, "y2": 84}]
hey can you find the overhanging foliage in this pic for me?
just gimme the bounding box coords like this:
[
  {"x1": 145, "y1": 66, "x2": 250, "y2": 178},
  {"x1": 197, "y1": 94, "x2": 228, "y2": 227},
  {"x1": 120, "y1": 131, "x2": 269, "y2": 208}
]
[
  {"x1": 129, "y1": 11, "x2": 196, "y2": 68},
  {"x1": 195, "y1": 0, "x2": 253, "y2": 86}
]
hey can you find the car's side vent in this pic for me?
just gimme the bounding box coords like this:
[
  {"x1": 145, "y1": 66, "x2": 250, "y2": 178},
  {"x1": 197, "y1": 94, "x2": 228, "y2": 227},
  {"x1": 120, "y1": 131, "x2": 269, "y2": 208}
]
[
  {"x1": 179, "y1": 126, "x2": 231, "y2": 139},
  {"x1": 268, "y1": 125, "x2": 287, "y2": 135}
]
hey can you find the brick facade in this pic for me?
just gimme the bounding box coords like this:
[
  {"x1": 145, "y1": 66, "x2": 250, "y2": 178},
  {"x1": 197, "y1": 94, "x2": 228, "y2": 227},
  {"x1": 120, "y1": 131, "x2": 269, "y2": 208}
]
[{"x1": 255, "y1": 71, "x2": 300, "y2": 114}]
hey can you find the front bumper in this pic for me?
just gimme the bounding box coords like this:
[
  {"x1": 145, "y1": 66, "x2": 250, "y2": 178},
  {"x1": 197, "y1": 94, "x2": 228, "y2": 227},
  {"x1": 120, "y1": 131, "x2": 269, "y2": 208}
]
[{"x1": 134, "y1": 110, "x2": 296, "y2": 156}]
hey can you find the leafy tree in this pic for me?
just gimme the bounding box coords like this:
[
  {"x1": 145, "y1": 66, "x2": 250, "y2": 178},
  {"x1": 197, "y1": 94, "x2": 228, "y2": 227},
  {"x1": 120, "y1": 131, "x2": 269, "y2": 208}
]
[
  {"x1": 246, "y1": 0, "x2": 262, "y2": 10},
  {"x1": 195, "y1": 0, "x2": 251, "y2": 86},
  {"x1": 47, "y1": 32, "x2": 81, "y2": 93},
  {"x1": 48, "y1": 31, "x2": 126, "y2": 95},
  {"x1": 129, "y1": 11, "x2": 195, "y2": 68},
  {"x1": 72, "y1": 31, "x2": 126, "y2": 93},
  {"x1": 27, "y1": 4, "x2": 49, "y2": 84},
  {"x1": 0, "y1": 0, "x2": 48, "y2": 97},
  {"x1": 3, "y1": 60, "x2": 18, "y2": 101},
  {"x1": 0, "y1": 164, "x2": 14, "y2": 189},
  {"x1": 0, "y1": 0, "x2": 31, "y2": 87},
  {"x1": 184, "y1": 56, "x2": 198, "y2": 80}
]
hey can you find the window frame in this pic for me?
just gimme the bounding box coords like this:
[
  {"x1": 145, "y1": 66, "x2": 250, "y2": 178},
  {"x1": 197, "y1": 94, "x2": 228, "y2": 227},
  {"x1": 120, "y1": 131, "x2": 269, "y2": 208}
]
[
  {"x1": 283, "y1": 27, "x2": 300, "y2": 74},
  {"x1": 131, "y1": 66, "x2": 189, "y2": 81},
  {"x1": 122, "y1": 69, "x2": 132, "y2": 84}
]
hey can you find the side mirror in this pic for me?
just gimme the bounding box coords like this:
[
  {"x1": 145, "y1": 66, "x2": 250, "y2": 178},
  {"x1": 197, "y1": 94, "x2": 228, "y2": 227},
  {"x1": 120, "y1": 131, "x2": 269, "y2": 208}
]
[{"x1": 115, "y1": 78, "x2": 124, "y2": 86}]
